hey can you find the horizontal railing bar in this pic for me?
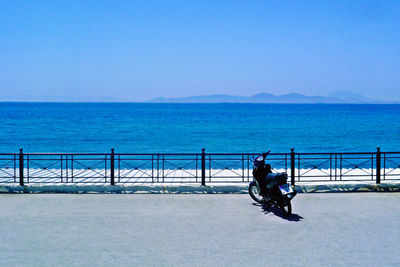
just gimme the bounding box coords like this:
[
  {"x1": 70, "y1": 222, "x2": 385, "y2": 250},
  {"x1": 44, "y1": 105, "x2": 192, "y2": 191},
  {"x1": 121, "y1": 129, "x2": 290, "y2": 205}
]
[
  {"x1": 4, "y1": 152, "x2": 400, "y2": 156},
  {"x1": 120, "y1": 158, "x2": 198, "y2": 160},
  {"x1": 10, "y1": 153, "x2": 111, "y2": 155},
  {"x1": 2, "y1": 152, "x2": 400, "y2": 156},
  {"x1": 18, "y1": 153, "x2": 201, "y2": 156},
  {"x1": 115, "y1": 153, "x2": 201, "y2": 156}
]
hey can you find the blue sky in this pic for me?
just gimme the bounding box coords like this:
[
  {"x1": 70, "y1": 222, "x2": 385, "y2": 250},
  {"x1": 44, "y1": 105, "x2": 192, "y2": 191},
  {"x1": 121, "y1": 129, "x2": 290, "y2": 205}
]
[{"x1": 1, "y1": 0, "x2": 399, "y2": 101}]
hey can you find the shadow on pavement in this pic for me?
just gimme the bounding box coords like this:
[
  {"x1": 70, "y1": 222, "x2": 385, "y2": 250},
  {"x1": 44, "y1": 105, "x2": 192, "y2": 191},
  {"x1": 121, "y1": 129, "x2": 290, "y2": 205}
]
[{"x1": 252, "y1": 203, "x2": 304, "y2": 222}]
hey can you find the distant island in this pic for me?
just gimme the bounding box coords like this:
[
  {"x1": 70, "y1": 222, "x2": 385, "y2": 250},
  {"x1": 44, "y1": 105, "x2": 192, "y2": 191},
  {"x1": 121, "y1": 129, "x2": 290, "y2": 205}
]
[{"x1": 148, "y1": 90, "x2": 396, "y2": 104}]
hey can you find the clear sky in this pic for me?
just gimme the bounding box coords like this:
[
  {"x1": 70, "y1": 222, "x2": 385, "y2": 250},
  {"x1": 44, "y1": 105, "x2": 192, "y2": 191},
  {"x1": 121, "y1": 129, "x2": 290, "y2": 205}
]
[{"x1": 1, "y1": 0, "x2": 399, "y2": 102}]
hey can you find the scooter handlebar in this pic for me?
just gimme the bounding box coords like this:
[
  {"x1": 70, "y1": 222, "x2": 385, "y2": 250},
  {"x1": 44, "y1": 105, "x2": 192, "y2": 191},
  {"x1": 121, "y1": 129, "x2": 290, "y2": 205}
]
[{"x1": 261, "y1": 150, "x2": 271, "y2": 158}]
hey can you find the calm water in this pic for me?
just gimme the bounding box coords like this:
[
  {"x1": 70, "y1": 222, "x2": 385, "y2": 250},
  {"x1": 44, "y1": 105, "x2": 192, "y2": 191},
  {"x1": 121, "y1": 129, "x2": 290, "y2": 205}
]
[{"x1": 1, "y1": 103, "x2": 399, "y2": 153}]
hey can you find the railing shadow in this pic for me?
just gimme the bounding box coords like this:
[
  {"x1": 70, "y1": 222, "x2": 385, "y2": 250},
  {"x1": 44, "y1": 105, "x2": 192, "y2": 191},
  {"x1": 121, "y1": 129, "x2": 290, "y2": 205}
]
[{"x1": 252, "y1": 202, "x2": 304, "y2": 222}]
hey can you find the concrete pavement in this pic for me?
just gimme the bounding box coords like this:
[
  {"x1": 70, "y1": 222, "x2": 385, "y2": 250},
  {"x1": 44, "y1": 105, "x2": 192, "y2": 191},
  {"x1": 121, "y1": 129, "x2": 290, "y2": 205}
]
[{"x1": 0, "y1": 193, "x2": 399, "y2": 266}]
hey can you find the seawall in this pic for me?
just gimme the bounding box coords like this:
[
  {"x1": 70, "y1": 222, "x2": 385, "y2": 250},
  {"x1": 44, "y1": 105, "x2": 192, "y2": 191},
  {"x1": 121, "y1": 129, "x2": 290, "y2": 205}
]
[{"x1": 1, "y1": 181, "x2": 399, "y2": 194}]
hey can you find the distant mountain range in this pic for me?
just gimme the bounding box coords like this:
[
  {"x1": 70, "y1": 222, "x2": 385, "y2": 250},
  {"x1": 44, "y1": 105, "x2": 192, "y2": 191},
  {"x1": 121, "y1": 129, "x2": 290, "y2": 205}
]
[{"x1": 148, "y1": 91, "x2": 395, "y2": 104}]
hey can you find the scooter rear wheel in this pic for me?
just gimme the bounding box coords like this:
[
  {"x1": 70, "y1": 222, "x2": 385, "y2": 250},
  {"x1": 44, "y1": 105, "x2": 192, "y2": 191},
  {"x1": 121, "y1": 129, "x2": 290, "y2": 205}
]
[{"x1": 280, "y1": 196, "x2": 292, "y2": 217}]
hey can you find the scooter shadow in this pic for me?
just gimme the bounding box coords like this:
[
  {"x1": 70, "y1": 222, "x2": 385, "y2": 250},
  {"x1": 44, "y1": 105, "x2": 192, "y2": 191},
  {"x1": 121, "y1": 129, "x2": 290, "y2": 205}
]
[{"x1": 252, "y1": 203, "x2": 304, "y2": 222}]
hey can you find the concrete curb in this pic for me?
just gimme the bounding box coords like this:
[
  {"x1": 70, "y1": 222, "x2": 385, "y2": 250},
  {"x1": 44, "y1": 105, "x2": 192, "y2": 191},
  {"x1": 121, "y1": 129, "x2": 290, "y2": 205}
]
[
  {"x1": 0, "y1": 183, "x2": 399, "y2": 194},
  {"x1": 295, "y1": 183, "x2": 400, "y2": 193}
]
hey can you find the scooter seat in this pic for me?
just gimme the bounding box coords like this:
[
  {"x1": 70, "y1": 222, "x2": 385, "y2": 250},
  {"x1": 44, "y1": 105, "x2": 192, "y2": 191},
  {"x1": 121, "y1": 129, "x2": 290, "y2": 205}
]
[{"x1": 265, "y1": 173, "x2": 288, "y2": 189}]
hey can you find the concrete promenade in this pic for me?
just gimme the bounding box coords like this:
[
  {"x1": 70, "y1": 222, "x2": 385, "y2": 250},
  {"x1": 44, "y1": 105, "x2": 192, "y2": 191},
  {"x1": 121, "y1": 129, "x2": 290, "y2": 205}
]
[{"x1": 0, "y1": 193, "x2": 399, "y2": 266}]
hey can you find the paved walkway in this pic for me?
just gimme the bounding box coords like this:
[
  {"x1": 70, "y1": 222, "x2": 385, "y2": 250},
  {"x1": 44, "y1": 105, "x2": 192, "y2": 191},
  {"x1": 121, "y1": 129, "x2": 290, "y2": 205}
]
[{"x1": 0, "y1": 193, "x2": 399, "y2": 266}]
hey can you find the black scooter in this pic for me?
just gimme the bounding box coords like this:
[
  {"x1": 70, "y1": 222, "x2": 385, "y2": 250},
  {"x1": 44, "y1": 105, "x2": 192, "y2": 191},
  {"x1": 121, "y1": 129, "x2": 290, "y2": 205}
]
[{"x1": 249, "y1": 151, "x2": 297, "y2": 217}]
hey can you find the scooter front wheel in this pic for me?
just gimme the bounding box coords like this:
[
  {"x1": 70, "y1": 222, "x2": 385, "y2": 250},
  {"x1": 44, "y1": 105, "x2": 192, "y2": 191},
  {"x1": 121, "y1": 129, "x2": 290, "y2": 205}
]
[{"x1": 249, "y1": 183, "x2": 265, "y2": 204}]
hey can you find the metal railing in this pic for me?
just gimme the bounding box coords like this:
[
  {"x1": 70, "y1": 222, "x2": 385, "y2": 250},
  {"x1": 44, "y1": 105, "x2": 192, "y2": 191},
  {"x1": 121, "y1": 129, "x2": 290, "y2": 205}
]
[{"x1": 0, "y1": 148, "x2": 399, "y2": 185}]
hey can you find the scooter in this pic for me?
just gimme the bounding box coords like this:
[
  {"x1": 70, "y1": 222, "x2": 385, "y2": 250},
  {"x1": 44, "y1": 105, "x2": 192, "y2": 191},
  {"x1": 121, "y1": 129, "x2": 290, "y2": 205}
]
[{"x1": 248, "y1": 151, "x2": 297, "y2": 217}]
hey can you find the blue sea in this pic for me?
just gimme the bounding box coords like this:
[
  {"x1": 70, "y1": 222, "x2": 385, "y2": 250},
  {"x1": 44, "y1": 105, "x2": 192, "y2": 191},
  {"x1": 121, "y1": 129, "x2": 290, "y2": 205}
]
[{"x1": 1, "y1": 103, "x2": 399, "y2": 153}]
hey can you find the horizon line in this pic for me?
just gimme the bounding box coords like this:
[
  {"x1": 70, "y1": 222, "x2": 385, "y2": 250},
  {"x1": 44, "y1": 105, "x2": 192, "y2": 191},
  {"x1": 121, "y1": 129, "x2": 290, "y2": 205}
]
[{"x1": 0, "y1": 101, "x2": 399, "y2": 105}]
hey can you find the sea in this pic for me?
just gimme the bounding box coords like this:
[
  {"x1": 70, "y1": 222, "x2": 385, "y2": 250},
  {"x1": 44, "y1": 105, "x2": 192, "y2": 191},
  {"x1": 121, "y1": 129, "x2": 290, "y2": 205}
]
[{"x1": 1, "y1": 102, "x2": 399, "y2": 153}]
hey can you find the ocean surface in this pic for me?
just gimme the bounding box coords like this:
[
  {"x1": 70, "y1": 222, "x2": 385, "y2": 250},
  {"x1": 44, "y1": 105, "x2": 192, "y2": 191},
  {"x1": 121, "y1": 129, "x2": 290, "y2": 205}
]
[{"x1": 1, "y1": 103, "x2": 399, "y2": 153}]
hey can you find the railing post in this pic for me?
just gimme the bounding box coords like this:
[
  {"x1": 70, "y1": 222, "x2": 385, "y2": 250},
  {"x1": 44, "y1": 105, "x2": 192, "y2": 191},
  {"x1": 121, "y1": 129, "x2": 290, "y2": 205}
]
[
  {"x1": 290, "y1": 148, "x2": 295, "y2": 186},
  {"x1": 110, "y1": 148, "x2": 115, "y2": 185},
  {"x1": 201, "y1": 148, "x2": 206, "y2": 186},
  {"x1": 376, "y1": 147, "x2": 381, "y2": 184},
  {"x1": 19, "y1": 148, "x2": 24, "y2": 186}
]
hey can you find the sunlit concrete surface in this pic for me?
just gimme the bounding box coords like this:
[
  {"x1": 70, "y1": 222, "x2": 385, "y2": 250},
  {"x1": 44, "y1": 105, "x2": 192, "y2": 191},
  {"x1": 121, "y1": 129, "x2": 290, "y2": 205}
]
[{"x1": 0, "y1": 193, "x2": 399, "y2": 266}]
